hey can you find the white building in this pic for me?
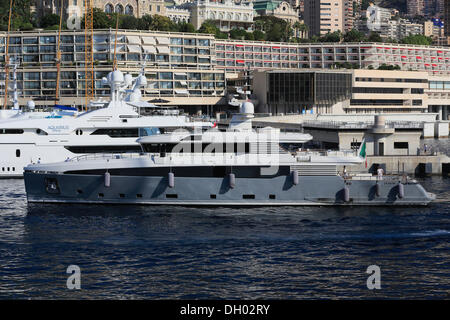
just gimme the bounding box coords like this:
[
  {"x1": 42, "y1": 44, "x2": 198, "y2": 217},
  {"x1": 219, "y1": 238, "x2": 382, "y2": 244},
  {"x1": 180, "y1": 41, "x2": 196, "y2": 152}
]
[{"x1": 190, "y1": 0, "x2": 254, "y2": 31}]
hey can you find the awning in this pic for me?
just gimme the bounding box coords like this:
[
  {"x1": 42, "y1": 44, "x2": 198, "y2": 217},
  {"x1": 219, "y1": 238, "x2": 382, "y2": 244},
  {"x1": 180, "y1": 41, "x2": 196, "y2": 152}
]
[
  {"x1": 126, "y1": 35, "x2": 141, "y2": 44},
  {"x1": 174, "y1": 72, "x2": 187, "y2": 76},
  {"x1": 156, "y1": 37, "x2": 170, "y2": 45},
  {"x1": 142, "y1": 37, "x2": 156, "y2": 45},
  {"x1": 111, "y1": 44, "x2": 126, "y2": 52},
  {"x1": 175, "y1": 89, "x2": 189, "y2": 95},
  {"x1": 143, "y1": 45, "x2": 156, "y2": 54},
  {"x1": 178, "y1": 81, "x2": 187, "y2": 86},
  {"x1": 93, "y1": 44, "x2": 108, "y2": 52},
  {"x1": 156, "y1": 46, "x2": 170, "y2": 54},
  {"x1": 127, "y1": 45, "x2": 141, "y2": 53},
  {"x1": 93, "y1": 35, "x2": 108, "y2": 43}
]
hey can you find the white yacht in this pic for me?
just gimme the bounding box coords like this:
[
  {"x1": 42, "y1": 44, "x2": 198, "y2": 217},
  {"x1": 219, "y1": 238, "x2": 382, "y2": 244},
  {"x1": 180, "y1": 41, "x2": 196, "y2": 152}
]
[
  {"x1": 23, "y1": 102, "x2": 435, "y2": 206},
  {"x1": 0, "y1": 69, "x2": 211, "y2": 177}
]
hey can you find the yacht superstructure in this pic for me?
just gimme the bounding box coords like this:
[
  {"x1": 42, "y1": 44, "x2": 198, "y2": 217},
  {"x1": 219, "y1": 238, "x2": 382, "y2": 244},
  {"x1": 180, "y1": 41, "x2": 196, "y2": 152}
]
[
  {"x1": 23, "y1": 102, "x2": 435, "y2": 206},
  {"x1": 0, "y1": 69, "x2": 211, "y2": 177}
]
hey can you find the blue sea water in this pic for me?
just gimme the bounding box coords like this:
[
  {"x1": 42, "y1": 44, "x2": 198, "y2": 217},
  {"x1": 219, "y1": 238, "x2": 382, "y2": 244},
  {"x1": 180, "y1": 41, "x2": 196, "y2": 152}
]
[{"x1": 0, "y1": 177, "x2": 449, "y2": 299}]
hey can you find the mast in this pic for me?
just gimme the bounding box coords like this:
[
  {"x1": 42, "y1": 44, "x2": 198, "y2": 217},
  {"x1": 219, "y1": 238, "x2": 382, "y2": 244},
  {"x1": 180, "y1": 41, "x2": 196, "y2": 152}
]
[
  {"x1": 54, "y1": 0, "x2": 64, "y2": 105},
  {"x1": 112, "y1": 12, "x2": 119, "y2": 71},
  {"x1": 84, "y1": 0, "x2": 94, "y2": 111},
  {"x1": 3, "y1": 0, "x2": 14, "y2": 110}
]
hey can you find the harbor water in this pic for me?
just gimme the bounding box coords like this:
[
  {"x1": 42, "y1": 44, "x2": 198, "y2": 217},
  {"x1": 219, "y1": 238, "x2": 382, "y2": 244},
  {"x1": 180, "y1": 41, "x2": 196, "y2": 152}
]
[{"x1": 0, "y1": 177, "x2": 449, "y2": 299}]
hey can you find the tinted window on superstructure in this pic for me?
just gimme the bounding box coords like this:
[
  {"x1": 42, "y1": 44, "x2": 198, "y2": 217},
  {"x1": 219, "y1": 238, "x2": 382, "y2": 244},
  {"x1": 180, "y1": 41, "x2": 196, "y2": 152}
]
[{"x1": 91, "y1": 128, "x2": 139, "y2": 138}]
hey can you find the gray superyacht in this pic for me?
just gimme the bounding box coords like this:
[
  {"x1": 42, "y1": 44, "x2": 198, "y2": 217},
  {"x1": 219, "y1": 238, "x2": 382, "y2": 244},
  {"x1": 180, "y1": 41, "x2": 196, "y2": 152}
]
[{"x1": 24, "y1": 102, "x2": 435, "y2": 206}]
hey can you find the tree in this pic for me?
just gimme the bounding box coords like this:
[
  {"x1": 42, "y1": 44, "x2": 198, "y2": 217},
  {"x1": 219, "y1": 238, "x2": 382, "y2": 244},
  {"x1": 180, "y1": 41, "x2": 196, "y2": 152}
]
[
  {"x1": 343, "y1": 29, "x2": 366, "y2": 42},
  {"x1": 137, "y1": 14, "x2": 153, "y2": 30},
  {"x1": 120, "y1": 15, "x2": 140, "y2": 30},
  {"x1": 368, "y1": 32, "x2": 382, "y2": 42},
  {"x1": 198, "y1": 20, "x2": 220, "y2": 35},
  {"x1": 401, "y1": 34, "x2": 433, "y2": 46},
  {"x1": 0, "y1": 0, "x2": 33, "y2": 30},
  {"x1": 40, "y1": 13, "x2": 60, "y2": 29},
  {"x1": 253, "y1": 16, "x2": 293, "y2": 42},
  {"x1": 253, "y1": 30, "x2": 265, "y2": 41},
  {"x1": 149, "y1": 15, "x2": 174, "y2": 31},
  {"x1": 229, "y1": 28, "x2": 248, "y2": 40},
  {"x1": 378, "y1": 63, "x2": 401, "y2": 70},
  {"x1": 90, "y1": 8, "x2": 115, "y2": 29},
  {"x1": 177, "y1": 22, "x2": 196, "y2": 33},
  {"x1": 320, "y1": 31, "x2": 342, "y2": 42}
]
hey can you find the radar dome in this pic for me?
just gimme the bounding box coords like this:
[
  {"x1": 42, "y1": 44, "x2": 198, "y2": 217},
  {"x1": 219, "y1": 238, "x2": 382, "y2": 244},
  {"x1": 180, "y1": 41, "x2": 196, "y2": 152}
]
[
  {"x1": 240, "y1": 101, "x2": 254, "y2": 115},
  {"x1": 27, "y1": 100, "x2": 35, "y2": 110},
  {"x1": 136, "y1": 75, "x2": 147, "y2": 87},
  {"x1": 110, "y1": 70, "x2": 124, "y2": 84},
  {"x1": 124, "y1": 74, "x2": 133, "y2": 86}
]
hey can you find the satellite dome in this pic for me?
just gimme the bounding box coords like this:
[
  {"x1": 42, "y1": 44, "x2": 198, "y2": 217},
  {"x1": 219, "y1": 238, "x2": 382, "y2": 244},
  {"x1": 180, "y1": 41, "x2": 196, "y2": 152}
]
[
  {"x1": 240, "y1": 101, "x2": 254, "y2": 115},
  {"x1": 110, "y1": 70, "x2": 124, "y2": 84},
  {"x1": 124, "y1": 74, "x2": 133, "y2": 86},
  {"x1": 27, "y1": 100, "x2": 35, "y2": 110}
]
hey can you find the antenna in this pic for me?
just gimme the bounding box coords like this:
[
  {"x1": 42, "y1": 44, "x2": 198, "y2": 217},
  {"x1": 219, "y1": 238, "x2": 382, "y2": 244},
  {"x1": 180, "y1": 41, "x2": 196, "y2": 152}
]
[
  {"x1": 84, "y1": 0, "x2": 94, "y2": 111},
  {"x1": 112, "y1": 12, "x2": 119, "y2": 71},
  {"x1": 3, "y1": 0, "x2": 14, "y2": 110},
  {"x1": 54, "y1": 0, "x2": 63, "y2": 105}
]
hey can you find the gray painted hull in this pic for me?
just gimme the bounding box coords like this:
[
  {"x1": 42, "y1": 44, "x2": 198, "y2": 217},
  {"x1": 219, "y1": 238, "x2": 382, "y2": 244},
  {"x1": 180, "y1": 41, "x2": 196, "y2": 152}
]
[{"x1": 24, "y1": 172, "x2": 435, "y2": 206}]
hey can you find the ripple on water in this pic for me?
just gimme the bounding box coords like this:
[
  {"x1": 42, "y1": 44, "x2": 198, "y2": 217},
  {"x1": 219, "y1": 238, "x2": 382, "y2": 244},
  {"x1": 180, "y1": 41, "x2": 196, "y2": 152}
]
[{"x1": 0, "y1": 177, "x2": 449, "y2": 299}]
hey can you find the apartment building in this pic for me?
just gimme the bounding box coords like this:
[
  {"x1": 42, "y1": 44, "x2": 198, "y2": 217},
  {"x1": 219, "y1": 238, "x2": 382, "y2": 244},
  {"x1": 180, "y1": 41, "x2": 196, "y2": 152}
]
[
  {"x1": 0, "y1": 30, "x2": 226, "y2": 112},
  {"x1": 2, "y1": 29, "x2": 450, "y2": 115},
  {"x1": 304, "y1": 0, "x2": 345, "y2": 37},
  {"x1": 407, "y1": 0, "x2": 425, "y2": 16},
  {"x1": 214, "y1": 39, "x2": 450, "y2": 75}
]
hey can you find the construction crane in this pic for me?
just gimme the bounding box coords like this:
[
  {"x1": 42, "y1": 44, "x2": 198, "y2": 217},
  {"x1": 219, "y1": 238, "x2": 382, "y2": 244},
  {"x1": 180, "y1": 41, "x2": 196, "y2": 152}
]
[
  {"x1": 54, "y1": 0, "x2": 63, "y2": 105},
  {"x1": 3, "y1": 0, "x2": 14, "y2": 110},
  {"x1": 84, "y1": 0, "x2": 94, "y2": 111}
]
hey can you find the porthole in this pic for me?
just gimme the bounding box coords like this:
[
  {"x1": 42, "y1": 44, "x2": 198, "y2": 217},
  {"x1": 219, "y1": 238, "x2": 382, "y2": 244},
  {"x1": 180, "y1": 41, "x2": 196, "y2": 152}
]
[
  {"x1": 119, "y1": 193, "x2": 125, "y2": 198},
  {"x1": 269, "y1": 194, "x2": 276, "y2": 199},
  {"x1": 210, "y1": 194, "x2": 216, "y2": 199},
  {"x1": 77, "y1": 189, "x2": 83, "y2": 194},
  {"x1": 166, "y1": 194, "x2": 178, "y2": 199},
  {"x1": 242, "y1": 194, "x2": 255, "y2": 199},
  {"x1": 98, "y1": 193, "x2": 104, "y2": 198},
  {"x1": 16, "y1": 149, "x2": 20, "y2": 157},
  {"x1": 136, "y1": 194, "x2": 143, "y2": 198}
]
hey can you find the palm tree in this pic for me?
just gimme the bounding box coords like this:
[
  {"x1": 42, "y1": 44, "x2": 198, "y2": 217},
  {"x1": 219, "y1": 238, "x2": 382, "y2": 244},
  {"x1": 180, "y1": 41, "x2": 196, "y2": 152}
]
[
  {"x1": 299, "y1": 23, "x2": 309, "y2": 39},
  {"x1": 293, "y1": 21, "x2": 302, "y2": 38}
]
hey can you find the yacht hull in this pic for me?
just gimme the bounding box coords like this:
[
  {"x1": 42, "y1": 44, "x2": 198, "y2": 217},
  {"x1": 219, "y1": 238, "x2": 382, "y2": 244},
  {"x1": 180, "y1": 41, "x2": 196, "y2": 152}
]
[{"x1": 24, "y1": 172, "x2": 435, "y2": 206}]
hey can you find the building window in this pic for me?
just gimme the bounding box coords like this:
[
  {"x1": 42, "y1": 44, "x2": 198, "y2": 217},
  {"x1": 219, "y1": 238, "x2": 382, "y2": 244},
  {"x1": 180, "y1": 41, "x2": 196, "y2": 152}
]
[
  {"x1": 115, "y1": 4, "x2": 123, "y2": 14},
  {"x1": 394, "y1": 142, "x2": 409, "y2": 149},
  {"x1": 125, "y1": 5, "x2": 133, "y2": 15},
  {"x1": 105, "y1": 3, "x2": 113, "y2": 13}
]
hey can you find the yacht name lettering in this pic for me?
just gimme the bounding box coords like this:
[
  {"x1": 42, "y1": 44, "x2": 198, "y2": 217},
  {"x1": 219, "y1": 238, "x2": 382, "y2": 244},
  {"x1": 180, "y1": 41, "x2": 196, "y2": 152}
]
[{"x1": 48, "y1": 125, "x2": 69, "y2": 130}]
